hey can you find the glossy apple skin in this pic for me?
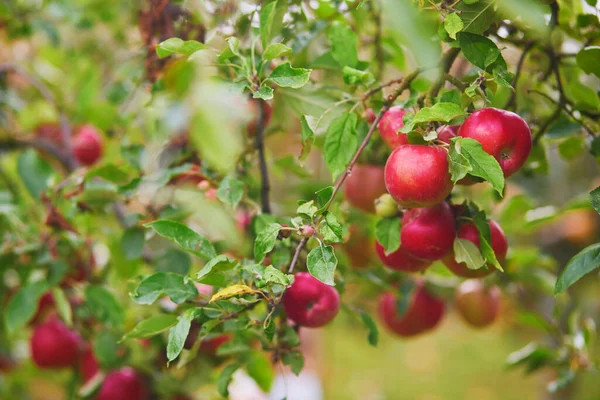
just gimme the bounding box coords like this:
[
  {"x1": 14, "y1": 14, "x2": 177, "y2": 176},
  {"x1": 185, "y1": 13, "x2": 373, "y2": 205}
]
[
  {"x1": 455, "y1": 280, "x2": 501, "y2": 328},
  {"x1": 30, "y1": 318, "x2": 82, "y2": 368},
  {"x1": 79, "y1": 346, "x2": 99, "y2": 383},
  {"x1": 344, "y1": 164, "x2": 387, "y2": 213},
  {"x1": 95, "y1": 367, "x2": 147, "y2": 400},
  {"x1": 282, "y1": 272, "x2": 340, "y2": 328},
  {"x1": 375, "y1": 242, "x2": 431, "y2": 273},
  {"x1": 443, "y1": 220, "x2": 508, "y2": 278},
  {"x1": 247, "y1": 100, "x2": 273, "y2": 136},
  {"x1": 73, "y1": 124, "x2": 103, "y2": 166},
  {"x1": 401, "y1": 202, "x2": 456, "y2": 260},
  {"x1": 384, "y1": 145, "x2": 453, "y2": 208},
  {"x1": 458, "y1": 108, "x2": 531, "y2": 177},
  {"x1": 438, "y1": 125, "x2": 460, "y2": 144},
  {"x1": 379, "y1": 283, "x2": 445, "y2": 337},
  {"x1": 378, "y1": 106, "x2": 408, "y2": 149}
]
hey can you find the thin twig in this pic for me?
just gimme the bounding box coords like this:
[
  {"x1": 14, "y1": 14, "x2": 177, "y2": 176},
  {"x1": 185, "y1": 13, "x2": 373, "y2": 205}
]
[
  {"x1": 443, "y1": 73, "x2": 467, "y2": 91},
  {"x1": 533, "y1": 107, "x2": 561, "y2": 145},
  {"x1": 254, "y1": 100, "x2": 271, "y2": 214},
  {"x1": 529, "y1": 90, "x2": 594, "y2": 136},
  {"x1": 288, "y1": 237, "x2": 308, "y2": 274},
  {"x1": 1, "y1": 136, "x2": 74, "y2": 170},
  {"x1": 505, "y1": 41, "x2": 534, "y2": 111}
]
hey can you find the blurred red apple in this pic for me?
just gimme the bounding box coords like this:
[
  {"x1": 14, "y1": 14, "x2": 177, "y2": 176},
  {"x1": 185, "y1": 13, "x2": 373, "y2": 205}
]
[
  {"x1": 73, "y1": 124, "x2": 103, "y2": 166},
  {"x1": 344, "y1": 164, "x2": 387, "y2": 213},
  {"x1": 375, "y1": 242, "x2": 431, "y2": 273},
  {"x1": 378, "y1": 106, "x2": 408, "y2": 149},
  {"x1": 30, "y1": 317, "x2": 82, "y2": 368},
  {"x1": 455, "y1": 280, "x2": 501, "y2": 328},
  {"x1": 283, "y1": 272, "x2": 340, "y2": 327},
  {"x1": 95, "y1": 367, "x2": 147, "y2": 400},
  {"x1": 401, "y1": 202, "x2": 456, "y2": 260}
]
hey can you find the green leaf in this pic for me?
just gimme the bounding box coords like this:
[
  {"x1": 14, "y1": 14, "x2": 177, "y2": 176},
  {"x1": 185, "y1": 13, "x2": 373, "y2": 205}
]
[
  {"x1": 444, "y1": 12, "x2": 464, "y2": 40},
  {"x1": 4, "y1": 281, "x2": 48, "y2": 334},
  {"x1": 167, "y1": 308, "x2": 196, "y2": 363},
  {"x1": 17, "y1": 150, "x2": 53, "y2": 200},
  {"x1": 452, "y1": 137, "x2": 505, "y2": 195},
  {"x1": 52, "y1": 287, "x2": 73, "y2": 327},
  {"x1": 342, "y1": 66, "x2": 375, "y2": 85},
  {"x1": 93, "y1": 331, "x2": 123, "y2": 370},
  {"x1": 122, "y1": 314, "x2": 178, "y2": 340},
  {"x1": 395, "y1": 280, "x2": 416, "y2": 318},
  {"x1": 589, "y1": 186, "x2": 600, "y2": 215},
  {"x1": 306, "y1": 244, "x2": 337, "y2": 286},
  {"x1": 328, "y1": 21, "x2": 358, "y2": 67},
  {"x1": 282, "y1": 351, "x2": 304, "y2": 376},
  {"x1": 263, "y1": 43, "x2": 292, "y2": 60},
  {"x1": 268, "y1": 63, "x2": 312, "y2": 88},
  {"x1": 254, "y1": 223, "x2": 282, "y2": 262},
  {"x1": 85, "y1": 285, "x2": 125, "y2": 329},
  {"x1": 130, "y1": 272, "x2": 199, "y2": 305},
  {"x1": 156, "y1": 38, "x2": 205, "y2": 59},
  {"x1": 323, "y1": 112, "x2": 358, "y2": 179},
  {"x1": 360, "y1": 311, "x2": 379, "y2": 347},
  {"x1": 246, "y1": 351, "x2": 274, "y2": 392},
  {"x1": 375, "y1": 217, "x2": 401, "y2": 255},
  {"x1": 299, "y1": 115, "x2": 315, "y2": 161},
  {"x1": 448, "y1": 139, "x2": 472, "y2": 182},
  {"x1": 120, "y1": 227, "x2": 145, "y2": 260},
  {"x1": 555, "y1": 243, "x2": 600, "y2": 294},
  {"x1": 400, "y1": 102, "x2": 465, "y2": 133},
  {"x1": 263, "y1": 266, "x2": 294, "y2": 286},
  {"x1": 506, "y1": 342, "x2": 555, "y2": 373},
  {"x1": 197, "y1": 255, "x2": 238, "y2": 279},
  {"x1": 457, "y1": 32, "x2": 501, "y2": 70},
  {"x1": 453, "y1": 238, "x2": 486, "y2": 270},
  {"x1": 297, "y1": 200, "x2": 318, "y2": 220},
  {"x1": 318, "y1": 212, "x2": 344, "y2": 243},
  {"x1": 85, "y1": 164, "x2": 132, "y2": 184},
  {"x1": 274, "y1": 156, "x2": 311, "y2": 178},
  {"x1": 216, "y1": 175, "x2": 245, "y2": 208},
  {"x1": 455, "y1": 0, "x2": 496, "y2": 35},
  {"x1": 252, "y1": 85, "x2": 274, "y2": 100},
  {"x1": 316, "y1": 186, "x2": 334, "y2": 211},
  {"x1": 259, "y1": 0, "x2": 285, "y2": 48},
  {"x1": 472, "y1": 212, "x2": 503, "y2": 271},
  {"x1": 558, "y1": 136, "x2": 585, "y2": 161},
  {"x1": 145, "y1": 220, "x2": 217, "y2": 260},
  {"x1": 217, "y1": 363, "x2": 242, "y2": 397}
]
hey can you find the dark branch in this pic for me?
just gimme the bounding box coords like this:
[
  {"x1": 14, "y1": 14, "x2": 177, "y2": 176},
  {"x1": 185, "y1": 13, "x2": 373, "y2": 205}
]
[
  {"x1": 254, "y1": 100, "x2": 271, "y2": 214},
  {"x1": 505, "y1": 41, "x2": 535, "y2": 111}
]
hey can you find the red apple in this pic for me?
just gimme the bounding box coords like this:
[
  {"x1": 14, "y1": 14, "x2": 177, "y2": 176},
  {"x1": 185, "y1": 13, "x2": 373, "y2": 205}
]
[
  {"x1": 455, "y1": 280, "x2": 501, "y2": 328},
  {"x1": 364, "y1": 108, "x2": 377, "y2": 123},
  {"x1": 384, "y1": 144, "x2": 453, "y2": 208},
  {"x1": 343, "y1": 225, "x2": 377, "y2": 269},
  {"x1": 379, "y1": 282, "x2": 445, "y2": 337},
  {"x1": 401, "y1": 202, "x2": 456, "y2": 260},
  {"x1": 458, "y1": 108, "x2": 532, "y2": 177},
  {"x1": 247, "y1": 100, "x2": 273, "y2": 136},
  {"x1": 437, "y1": 125, "x2": 460, "y2": 144},
  {"x1": 282, "y1": 272, "x2": 340, "y2": 328},
  {"x1": 344, "y1": 164, "x2": 387, "y2": 213},
  {"x1": 378, "y1": 106, "x2": 408, "y2": 149},
  {"x1": 95, "y1": 367, "x2": 147, "y2": 400},
  {"x1": 30, "y1": 317, "x2": 82, "y2": 368},
  {"x1": 73, "y1": 124, "x2": 103, "y2": 166},
  {"x1": 30, "y1": 292, "x2": 55, "y2": 325},
  {"x1": 443, "y1": 220, "x2": 508, "y2": 278},
  {"x1": 200, "y1": 334, "x2": 232, "y2": 355},
  {"x1": 79, "y1": 346, "x2": 100, "y2": 383},
  {"x1": 375, "y1": 242, "x2": 431, "y2": 273}
]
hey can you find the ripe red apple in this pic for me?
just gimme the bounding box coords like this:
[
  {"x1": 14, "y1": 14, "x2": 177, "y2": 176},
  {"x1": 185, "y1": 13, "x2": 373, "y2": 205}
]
[
  {"x1": 200, "y1": 334, "x2": 232, "y2": 355},
  {"x1": 344, "y1": 164, "x2": 387, "y2": 213},
  {"x1": 343, "y1": 225, "x2": 377, "y2": 269},
  {"x1": 378, "y1": 106, "x2": 408, "y2": 149},
  {"x1": 375, "y1": 242, "x2": 431, "y2": 273},
  {"x1": 379, "y1": 282, "x2": 445, "y2": 337},
  {"x1": 458, "y1": 108, "x2": 532, "y2": 177},
  {"x1": 437, "y1": 125, "x2": 460, "y2": 144},
  {"x1": 401, "y1": 202, "x2": 456, "y2": 260},
  {"x1": 443, "y1": 220, "x2": 508, "y2": 278},
  {"x1": 30, "y1": 317, "x2": 82, "y2": 368},
  {"x1": 73, "y1": 124, "x2": 103, "y2": 166},
  {"x1": 455, "y1": 280, "x2": 501, "y2": 328},
  {"x1": 95, "y1": 367, "x2": 147, "y2": 400},
  {"x1": 384, "y1": 144, "x2": 453, "y2": 208},
  {"x1": 247, "y1": 100, "x2": 273, "y2": 136},
  {"x1": 79, "y1": 346, "x2": 100, "y2": 383},
  {"x1": 282, "y1": 272, "x2": 340, "y2": 327}
]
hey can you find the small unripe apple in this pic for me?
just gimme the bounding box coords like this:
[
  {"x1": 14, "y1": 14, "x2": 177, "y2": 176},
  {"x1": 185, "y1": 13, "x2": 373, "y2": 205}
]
[
  {"x1": 282, "y1": 272, "x2": 340, "y2": 327},
  {"x1": 455, "y1": 280, "x2": 501, "y2": 328},
  {"x1": 344, "y1": 164, "x2": 388, "y2": 213},
  {"x1": 443, "y1": 220, "x2": 508, "y2": 278},
  {"x1": 378, "y1": 106, "x2": 408, "y2": 149},
  {"x1": 374, "y1": 193, "x2": 399, "y2": 218},
  {"x1": 95, "y1": 367, "x2": 147, "y2": 400},
  {"x1": 363, "y1": 108, "x2": 377, "y2": 123},
  {"x1": 300, "y1": 225, "x2": 315, "y2": 238},
  {"x1": 437, "y1": 125, "x2": 460, "y2": 144},
  {"x1": 247, "y1": 100, "x2": 273, "y2": 136},
  {"x1": 73, "y1": 124, "x2": 103, "y2": 166},
  {"x1": 375, "y1": 242, "x2": 431, "y2": 273},
  {"x1": 30, "y1": 317, "x2": 82, "y2": 368},
  {"x1": 384, "y1": 144, "x2": 453, "y2": 208},
  {"x1": 379, "y1": 282, "x2": 445, "y2": 337},
  {"x1": 79, "y1": 346, "x2": 99, "y2": 383},
  {"x1": 401, "y1": 202, "x2": 456, "y2": 260},
  {"x1": 458, "y1": 108, "x2": 531, "y2": 178}
]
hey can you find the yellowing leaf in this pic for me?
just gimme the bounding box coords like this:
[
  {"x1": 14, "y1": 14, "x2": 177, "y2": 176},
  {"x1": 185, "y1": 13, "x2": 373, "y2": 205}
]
[{"x1": 210, "y1": 285, "x2": 260, "y2": 303}]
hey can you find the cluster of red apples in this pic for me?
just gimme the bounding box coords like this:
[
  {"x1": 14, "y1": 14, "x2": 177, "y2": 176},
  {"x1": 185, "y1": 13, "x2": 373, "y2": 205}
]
[{"x1": 35, "y1": 122, "x2": 104, "y2": 166}]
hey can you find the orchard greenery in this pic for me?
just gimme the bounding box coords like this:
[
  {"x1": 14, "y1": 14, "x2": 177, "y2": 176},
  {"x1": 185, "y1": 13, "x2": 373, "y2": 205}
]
[{"x1": 1, "y1": 0, "x2": 600, "y2": 399}]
